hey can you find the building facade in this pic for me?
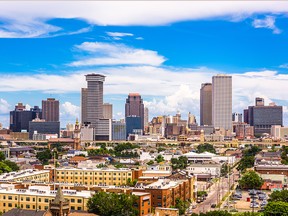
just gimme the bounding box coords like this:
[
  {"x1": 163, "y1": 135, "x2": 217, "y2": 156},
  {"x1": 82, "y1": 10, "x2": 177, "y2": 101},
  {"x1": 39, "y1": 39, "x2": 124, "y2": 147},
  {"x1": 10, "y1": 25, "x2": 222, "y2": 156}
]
[
  {"x1": 125, "y1": 93, "x2": 145, "y2": 132},
  {"x1": 42, "y1": 98, "x2": 59, "y2": 122},
  {"x1": 200, "y1": 83, "x2": 212, "y2": 126},
  {"x1": 112, "y1": 120, "x2": 126, "y2": 141},
  {"x1": 29, "y1": 121, "x2": 60, "y2": 139},
  {"x1": 81, "y1": 74, "x2": 105, "y2": 127},
  {"x1": 212, "y1": 74, "x2": 232, "y2": 132},
  {"x1": 103, "y1": 103, "x2": 113, "y2": 119}
]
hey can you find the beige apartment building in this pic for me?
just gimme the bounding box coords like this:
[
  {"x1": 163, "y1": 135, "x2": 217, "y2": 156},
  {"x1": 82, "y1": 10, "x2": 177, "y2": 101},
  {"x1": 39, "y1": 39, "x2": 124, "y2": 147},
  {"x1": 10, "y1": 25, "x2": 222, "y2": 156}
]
[
  {"x1": 55, "y1": 168, "x2": 135, "y2": 186},
  {"x1": 0, "y1": 169, "x2": 51, "y2": 183},
  {"x1": 0, "y1": 184, "x2": 92, "y2": 213}
]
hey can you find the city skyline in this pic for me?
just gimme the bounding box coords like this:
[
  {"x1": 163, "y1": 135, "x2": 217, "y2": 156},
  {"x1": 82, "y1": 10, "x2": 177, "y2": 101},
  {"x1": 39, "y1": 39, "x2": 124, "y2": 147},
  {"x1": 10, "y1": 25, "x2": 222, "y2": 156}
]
[{"x1": 0, "y1": 1, "x2": 288, "y2": 127}]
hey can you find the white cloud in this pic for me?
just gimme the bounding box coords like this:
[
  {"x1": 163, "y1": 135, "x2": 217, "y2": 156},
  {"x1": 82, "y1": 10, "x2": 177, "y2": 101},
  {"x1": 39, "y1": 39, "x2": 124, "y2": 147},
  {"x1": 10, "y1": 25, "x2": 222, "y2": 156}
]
[
  {"x1": 61, "y1": 101, "x2": 80, "y2": 119},
  {"x1": 106, "y1": 32, "x2": 134, "y2": 40},
  {"x1": 135, "y1": 37, "x2": 144, "y2": 40},
  {"x1": 279, "y1": 63, "x2": 288, "y2": 69},
  {"x1": 0, "y1": 2, "x2": 288, "y2": 37},
  {"x1": 0, "y1": 99, "x2": 10, "y2": 113},
  {"x1": 69, "y1": 42, "x2": 166, "y2": 66},
  {"x1": 252, "y1": 16, "x2": 281, "y2": 34}
]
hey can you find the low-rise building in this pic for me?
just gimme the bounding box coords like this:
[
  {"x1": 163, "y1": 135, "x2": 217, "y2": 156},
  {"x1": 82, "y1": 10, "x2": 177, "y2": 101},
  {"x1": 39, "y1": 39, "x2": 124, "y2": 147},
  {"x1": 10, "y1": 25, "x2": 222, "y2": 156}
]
[
  {"x1": 0, "y1": 184, "x2": 92, "y2": 213},
  {"x1": 0, "y1": 169, "x2": 51, "y2": 183},
  {"x1": 55, "y1": 167, "x2": 136, "y2": 186},
  {"x1": 155, "y1": 207, "x2": 179, "y2": 216},
  {"x1": 186, "y1": 161, "x2": 221, "y2": 178}
]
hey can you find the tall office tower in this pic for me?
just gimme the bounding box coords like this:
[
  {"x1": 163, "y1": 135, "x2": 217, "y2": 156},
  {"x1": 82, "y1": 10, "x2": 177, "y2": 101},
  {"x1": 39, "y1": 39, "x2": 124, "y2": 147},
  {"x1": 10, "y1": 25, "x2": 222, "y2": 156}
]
[
  {"x1": 42, "y1": 98, "x2": 59, "y2": 122},
  {"x1": 212, "y1": 74, "x2": 232, "y2": 131},
  {"x1": 81, "y1": 74, "x2": 105, "y2": 127},
  {"x1": 243, "y1": 109, "x2": 249, "y2": 124},
  {"x1": 81, "y1": 88, "x2": 88, "y2": 124},
  {"x1": 232, "y1": 113, "x2": 242, "y2": 123},
  {"x1": 10, "y1": 103, "x2": 42, "y2": 132},
  {"x1": 200, "y1": 83, "x2": 212, "y2": 126},
  {"x1": 255, "y1": 97, "x2": 264, "y2": 106},
  {"x1": 188, "y1": 112, "x2": 196, "y2": 124},
  {"x1": 103, "y1": 103, "x2": 113, "y2": 119},
  {"x1": 144, "y1": 107, "x2": 149, "y2": 128},
  {"x1": 125, "y1": 93, "x2": 144, "y2": 131},
  {"x1": 247, "y1": 99, "x2": 282, "y2": 135}
]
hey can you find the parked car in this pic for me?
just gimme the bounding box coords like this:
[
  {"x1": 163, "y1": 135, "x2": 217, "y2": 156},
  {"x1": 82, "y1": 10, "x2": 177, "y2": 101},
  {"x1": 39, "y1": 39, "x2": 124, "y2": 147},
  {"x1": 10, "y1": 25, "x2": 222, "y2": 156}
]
[
  {"x1": 250, "y1": 203, "x2": 259, "y2": 208},
  {"x1": 211, "y1": 204, "x2": 217, "y2": 208}
]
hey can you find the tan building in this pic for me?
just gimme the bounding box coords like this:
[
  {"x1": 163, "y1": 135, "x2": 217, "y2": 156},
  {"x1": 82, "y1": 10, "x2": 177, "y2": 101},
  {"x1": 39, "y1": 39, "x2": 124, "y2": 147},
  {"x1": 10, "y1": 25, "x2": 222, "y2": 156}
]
[
  {"x1": 0, "y1": 169, "x2": 51, "y2": 183},
  {"x1": 103, "y1": 103, "x2": 113, "y2": 119},
  {"x1": 55, "y1": 168, "x2": 135, "y2": 186},
  {"x1": 0, "y1": 184, "x2": 92, "y2": 213},
  {"x1": 155, "y1": 207, "x2": 179, "y2": 216}
]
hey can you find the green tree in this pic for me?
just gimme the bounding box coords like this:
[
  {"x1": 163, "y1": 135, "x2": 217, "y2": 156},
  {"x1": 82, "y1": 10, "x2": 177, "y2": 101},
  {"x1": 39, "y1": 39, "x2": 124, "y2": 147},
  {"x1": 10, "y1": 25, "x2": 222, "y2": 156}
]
[
  {"x1": 0, "y1": 152, "x2": 5, "y2": 161},
  {"x1": 0, "y1": 162, "x2": 12, "y2": 174},
  {"x1": 264, "y1": 201, "x2": 288, "y2": 215},
  {"x1": 3, "y1": 160, "x2": 19, "y2": 171},
  {"x1": 147, "y1": 160, "x2": 154, "y2": 166},
  {"x1": 171, "y1": 156, "x2": 188, "y2": 170},
  {"x1": 269, "y1": 190, "x2": 288, "y2": 202},
  {"x1": 199, "y1": 210, "x2": 231, "y2": 216},
  {"x1": 173, "y1": 198, "x2": 190, "y2": 215},
  {"x1": 237, "y1": 156, "x2": 255, "y2": 172},
  {"x1": 36, "y1": 149, "x2": 52, "y2": 165},
  {"x1": 221, "y1": 163, "x2": 229, "y2": 177},
  {"x1": 126, "y1": 178, "x2": 137, "y2": 187},
  {"x1": 197, "y1": 143, "x2": 216, "y2": 154},
  {"x1": 238, "y1": 171, "x2": 263, "y2": 189},
  {"x1": 155, "y1": 155, "x2": 165, "y2": 163},
  {"x1": 197, "y1": 191, "x2": 208, "y2": 197},
  {"x1": 87, "y1": 191, "x2": 139, "y2": 216}
]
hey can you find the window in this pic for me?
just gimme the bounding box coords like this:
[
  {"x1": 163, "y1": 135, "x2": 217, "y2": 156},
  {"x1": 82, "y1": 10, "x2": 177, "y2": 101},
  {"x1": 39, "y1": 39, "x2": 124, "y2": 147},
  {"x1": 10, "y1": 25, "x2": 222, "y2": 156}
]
[
  {"x1": 26, "y1": 204, "x2": 30, "y2": 209},
  {"x1": 45, "y1": 198, "x2": 49, "y2": 203},
  {"x1": 33, "y1": 198, "x2": 35, "y2": 202},
  {"x1": 39, "y1": 198, "x2": 42, "y2": 202},
  {"x1": 8, "y1": 196, "x2": 12, "y2": 200},
  {"x1": 26, "y1": 197, "x2": 30, "y2": 201},
  {"x1": 71, "y1": 198, "x2": 75, "y2": 203},
  {"x1": 3, "y1": 195, "x2": 5, "y2": 199},
  {"x1": 77, "y1": 199, "x2": 82, "y2": 203},
  {"x1": 33, "y1": 205, "x2": 35, "y2": 209},
  {"x1": 8, "y1": 203, "x2": 12, "y2": 207},
  {"x1": 71, "y1": 206, "x2": 75, "y2": 210},
  {"x1": 77, "y1": 207, "x2": 82, "y2": 210}
]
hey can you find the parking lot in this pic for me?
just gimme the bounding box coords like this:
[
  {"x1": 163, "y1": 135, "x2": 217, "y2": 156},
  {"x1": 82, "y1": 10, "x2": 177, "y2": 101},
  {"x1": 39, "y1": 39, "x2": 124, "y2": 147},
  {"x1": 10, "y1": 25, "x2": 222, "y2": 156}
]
[{"x1": 222, "y1": 189, "x2": 270, "y2": 212}]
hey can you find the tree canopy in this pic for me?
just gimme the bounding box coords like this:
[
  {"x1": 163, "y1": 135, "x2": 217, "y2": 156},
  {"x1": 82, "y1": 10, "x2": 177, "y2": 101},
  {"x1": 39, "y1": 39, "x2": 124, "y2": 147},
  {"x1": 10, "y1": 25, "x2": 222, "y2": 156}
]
[
  {"x1": 238, "y1": 171, "x2": 263, "y2": 189},
  {"x1": 264, "y1": 201, "x2": 288, "y2": 216},
  {"x1": 171, "y1": 156, "x2": 188, "y2": 170},
  {"x1": 36, "y1": 149, "x2": 52, "y2": 165},
  {"x1": 269, "y1": 190, "x2": 288, "y2": 202},
  {"x1": 87, "y1": 191, "x2": 139, "y2": 216},
  {"x1": 196, "y1": 143, "x2": 216, "y2": 154},
  {"x1": 155, "y1": 155, "x2": 165, "y2": 163},
  {"x1": 0, "y1": 152, "x2": 19, "y2": 173}
]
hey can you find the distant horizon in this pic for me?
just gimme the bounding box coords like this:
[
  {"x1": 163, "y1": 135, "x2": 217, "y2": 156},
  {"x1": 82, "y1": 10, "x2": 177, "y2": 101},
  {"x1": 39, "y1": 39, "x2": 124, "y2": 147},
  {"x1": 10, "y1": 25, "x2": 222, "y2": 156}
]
[{"x1": 0, "y1": 1, "x2": 287, "y2": 128}]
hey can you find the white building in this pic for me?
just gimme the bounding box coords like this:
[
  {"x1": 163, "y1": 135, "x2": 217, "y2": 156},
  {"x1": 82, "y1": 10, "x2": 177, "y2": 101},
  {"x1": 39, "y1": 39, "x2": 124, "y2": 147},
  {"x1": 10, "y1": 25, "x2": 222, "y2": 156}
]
[{"x1": 186, "y1": 162, "x2": 221, "y2": 177}]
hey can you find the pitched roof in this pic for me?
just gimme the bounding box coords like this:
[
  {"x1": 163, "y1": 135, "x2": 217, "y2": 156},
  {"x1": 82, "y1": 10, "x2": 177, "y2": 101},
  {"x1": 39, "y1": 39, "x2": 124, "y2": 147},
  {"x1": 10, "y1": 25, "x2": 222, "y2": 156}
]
[
  {"x1": 52, "y1": 187, "x2": 66, "y2": 204},
  {"x1": 3, "y1": 209, "x2": 46, "y2": 216}
]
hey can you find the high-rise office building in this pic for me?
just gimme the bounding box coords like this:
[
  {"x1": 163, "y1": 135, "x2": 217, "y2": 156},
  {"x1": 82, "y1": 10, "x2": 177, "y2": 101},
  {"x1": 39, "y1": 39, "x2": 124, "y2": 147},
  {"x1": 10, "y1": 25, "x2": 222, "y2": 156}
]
[
  {"x1": 10, "y1": 103, "x2": 42, "y2": 132},
  {"x1": 81, "y1": 88, "x2": 88, "y2": 124},
  {"x1": 103, "y1": 103, "x2": 113, "y2": 119},
  {"x1": 81, "y1": 74, "x2": 105, "y2": 127},
  {"x1": 200, "y1": 83, "x2": 212, "y2": 126},
  {"x1": 247, "y1": 99, "x2": 282, "y2": 135},
  {"x1": 212, "y1": 74, "x2": 232, "y2": 131},
  {"x1": 42, "y1": 98, "x2": 59, "y2": 122},
  {"x1": 232, "y1": 113, "x2": 242, "y2": 123},
  {"x1": 144, "y1": 107, "x2": 149, "y2": 128},
  {"x1": 125, "y1": 93, "x2": 144, "y2": 131}
]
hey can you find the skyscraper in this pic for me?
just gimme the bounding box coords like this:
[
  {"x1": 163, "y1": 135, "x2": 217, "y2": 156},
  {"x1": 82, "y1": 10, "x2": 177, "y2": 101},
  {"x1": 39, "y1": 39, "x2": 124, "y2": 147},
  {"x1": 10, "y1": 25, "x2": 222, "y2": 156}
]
[
  {"x1": 125, "y1": 93, "x2": 144, "y2": 131},
  {"x1": 81, "y1": 74, "x2": 105, "y2": 127},
  {"x1": 200, "y1": 83, "x2": 212, "y2": 126},
  {"x1": 212, "y1": 74, "x2": 232, "y2": 131},
  {"x1": 103, "y1": 103, "x2": 113, "y2": 119},
  {"x1": 42, "y1": 98, "x2": 59, "y2": 122}
]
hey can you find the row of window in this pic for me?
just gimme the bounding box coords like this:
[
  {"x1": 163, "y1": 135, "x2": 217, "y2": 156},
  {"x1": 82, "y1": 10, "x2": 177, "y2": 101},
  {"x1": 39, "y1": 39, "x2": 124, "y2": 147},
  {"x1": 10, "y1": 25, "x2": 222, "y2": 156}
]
[
  {"x1": 57, "y1": 177, "x2": 126, "y2": 181},
  {"x1": 1, "y1": 196, "x2": 83, "y2": 203},
  {"x1": 57, "y1": 171, "x2": 131, "y2": 176},
  {"x1": 2, "y1": 203, "x2": 83, "y2": 211}
]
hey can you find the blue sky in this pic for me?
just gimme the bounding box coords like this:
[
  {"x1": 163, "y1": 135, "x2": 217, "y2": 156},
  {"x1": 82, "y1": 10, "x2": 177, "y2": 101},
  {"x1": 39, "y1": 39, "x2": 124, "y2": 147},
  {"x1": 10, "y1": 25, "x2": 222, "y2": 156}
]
[{"x1": 0, "y1": 1, "x2": 288, "y2": 128}]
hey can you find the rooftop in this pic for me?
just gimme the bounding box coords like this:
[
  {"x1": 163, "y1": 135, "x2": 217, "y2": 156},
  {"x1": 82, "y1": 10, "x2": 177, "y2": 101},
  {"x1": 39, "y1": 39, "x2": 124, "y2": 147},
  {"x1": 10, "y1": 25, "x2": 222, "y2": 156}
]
[{"x1": 0, "y1": 169, "x2": 49, "y2": 181}]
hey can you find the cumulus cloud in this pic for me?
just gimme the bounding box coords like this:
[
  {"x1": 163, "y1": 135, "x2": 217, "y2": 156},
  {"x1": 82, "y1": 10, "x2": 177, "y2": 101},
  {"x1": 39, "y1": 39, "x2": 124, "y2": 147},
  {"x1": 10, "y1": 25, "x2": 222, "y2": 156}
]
[
  {"x1": 252, "y1": 16, "x2": 281, "y2": 34},
  {"x1": 69, "y1": 42, "x2": 166, "y2": 66},
  {"x1": 279, "y1": 63, "x2": 288, "y2": 69},
  {"x1": 61, "y1": 101, "x2": 80, "y2": 121},
  {"x1": 0, "y1": 99, "x2": 10, "y2": 113},
  {"x1": 0, "y1": 2, "x2": 288, "y2": 37}
]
